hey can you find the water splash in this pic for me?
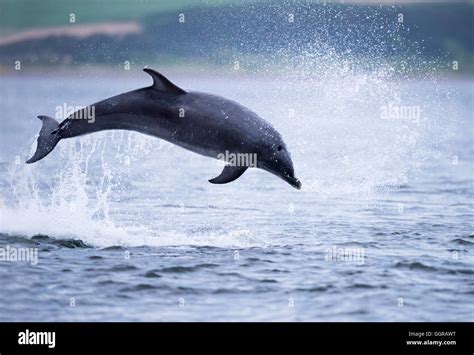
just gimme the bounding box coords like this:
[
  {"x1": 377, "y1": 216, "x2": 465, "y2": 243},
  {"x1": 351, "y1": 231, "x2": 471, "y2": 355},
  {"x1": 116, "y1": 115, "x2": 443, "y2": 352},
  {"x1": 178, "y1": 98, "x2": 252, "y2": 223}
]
[{"x1": 0, "y1": 131, "x2": 269, "y2": 248}]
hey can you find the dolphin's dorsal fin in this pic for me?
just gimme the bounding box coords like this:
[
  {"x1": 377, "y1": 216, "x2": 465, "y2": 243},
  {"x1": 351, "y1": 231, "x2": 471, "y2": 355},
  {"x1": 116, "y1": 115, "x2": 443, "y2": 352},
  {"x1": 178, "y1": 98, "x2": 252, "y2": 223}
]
[
  {"x1": 209, "y1": 165, "x2": 248, "y2": 185},
  {"x1": 143, "y1": 68, "x2": 186, "y2": 95}
]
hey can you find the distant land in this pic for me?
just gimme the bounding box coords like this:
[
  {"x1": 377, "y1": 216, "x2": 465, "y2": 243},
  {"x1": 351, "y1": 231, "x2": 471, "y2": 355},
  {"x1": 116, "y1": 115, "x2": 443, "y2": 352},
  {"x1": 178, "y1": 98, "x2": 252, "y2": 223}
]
[{"x1": 0, "y1": 1, "x2": 472, "y2": 75}]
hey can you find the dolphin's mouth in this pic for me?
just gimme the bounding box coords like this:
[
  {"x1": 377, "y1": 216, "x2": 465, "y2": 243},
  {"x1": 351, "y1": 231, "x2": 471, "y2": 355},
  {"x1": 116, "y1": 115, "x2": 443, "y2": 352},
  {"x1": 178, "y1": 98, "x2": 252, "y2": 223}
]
[
  {"x1": 260, "y1": 162, "x2": 302, "y2": 190},
  {"x1": 281, "y1": 173, "x2": 302, "y2": 190}
]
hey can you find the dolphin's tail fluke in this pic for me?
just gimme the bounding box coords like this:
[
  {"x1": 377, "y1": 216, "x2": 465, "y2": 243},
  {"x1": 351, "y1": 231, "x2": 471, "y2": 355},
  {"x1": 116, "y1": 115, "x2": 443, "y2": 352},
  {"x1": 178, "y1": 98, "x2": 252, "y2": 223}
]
[{"x1": 26, "y1": 116, "x2": 61, "y2": 164}]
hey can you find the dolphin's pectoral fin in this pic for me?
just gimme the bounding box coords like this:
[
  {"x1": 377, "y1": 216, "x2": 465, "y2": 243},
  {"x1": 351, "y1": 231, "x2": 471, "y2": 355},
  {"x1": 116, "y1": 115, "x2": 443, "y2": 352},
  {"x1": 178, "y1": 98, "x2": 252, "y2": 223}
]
[
  {"x1": 143, "y1": 68, "x2": 186, "y2": 95},
  {"x1": 209, "y1": 165, "x2": 248, "y2": 185}
]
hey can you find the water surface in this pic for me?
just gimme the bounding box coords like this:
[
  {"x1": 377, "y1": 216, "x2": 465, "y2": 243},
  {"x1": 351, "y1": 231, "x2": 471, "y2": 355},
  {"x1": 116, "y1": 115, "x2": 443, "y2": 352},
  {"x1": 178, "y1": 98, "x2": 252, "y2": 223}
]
[{"x1": 0, "y1": 73, "x2": 472, "y2": 321}]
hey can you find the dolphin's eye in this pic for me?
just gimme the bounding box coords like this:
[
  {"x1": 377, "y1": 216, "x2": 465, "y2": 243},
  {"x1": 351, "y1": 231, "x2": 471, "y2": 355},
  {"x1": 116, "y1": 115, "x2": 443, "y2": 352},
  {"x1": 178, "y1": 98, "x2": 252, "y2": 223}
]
[{"x1": 277, "y1": 145, "x2": 283, "y2": 151}]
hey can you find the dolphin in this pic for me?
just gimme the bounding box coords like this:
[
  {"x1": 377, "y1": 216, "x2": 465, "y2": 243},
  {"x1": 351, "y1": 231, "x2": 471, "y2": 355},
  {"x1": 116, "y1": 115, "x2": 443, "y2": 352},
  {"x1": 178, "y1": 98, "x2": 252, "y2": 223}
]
[{"x1": 26, "y1": 68, "x2": 301, "y2": 189}]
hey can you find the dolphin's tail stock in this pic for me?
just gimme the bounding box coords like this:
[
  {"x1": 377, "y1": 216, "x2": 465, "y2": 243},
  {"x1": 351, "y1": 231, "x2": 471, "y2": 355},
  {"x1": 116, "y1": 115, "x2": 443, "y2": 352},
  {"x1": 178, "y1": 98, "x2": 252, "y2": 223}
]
[{"x1": 26, "y1": 116, "x2": 61, "y2": 164}]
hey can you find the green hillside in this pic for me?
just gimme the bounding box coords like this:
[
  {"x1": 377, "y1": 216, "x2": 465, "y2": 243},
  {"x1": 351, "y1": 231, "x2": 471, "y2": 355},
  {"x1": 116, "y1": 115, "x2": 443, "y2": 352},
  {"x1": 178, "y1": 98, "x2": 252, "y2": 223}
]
[
  {"x1": 0, "y1": 0, "x2": 472, "y2": 74},
  {"x1": 0, "y1": 0, "x2": 254, "y2": 33}
]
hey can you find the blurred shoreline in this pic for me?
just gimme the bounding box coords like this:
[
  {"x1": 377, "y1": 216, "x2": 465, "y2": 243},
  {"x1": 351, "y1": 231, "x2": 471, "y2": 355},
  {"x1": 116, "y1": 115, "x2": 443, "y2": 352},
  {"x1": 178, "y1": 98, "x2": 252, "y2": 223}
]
[
  {"x1": 1, "y1": 1, "x2": 472, "y2": 77},
  {"x1": 0, "y1": 63, "x2": 471, "y2": 80}
]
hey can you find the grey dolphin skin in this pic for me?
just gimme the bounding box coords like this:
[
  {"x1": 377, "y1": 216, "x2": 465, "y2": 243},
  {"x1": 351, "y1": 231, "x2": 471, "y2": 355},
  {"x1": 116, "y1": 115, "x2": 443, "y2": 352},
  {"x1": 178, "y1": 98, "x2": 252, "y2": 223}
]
[{"x1": 26, "y1": 68, "x2": 301, "y2": 189}]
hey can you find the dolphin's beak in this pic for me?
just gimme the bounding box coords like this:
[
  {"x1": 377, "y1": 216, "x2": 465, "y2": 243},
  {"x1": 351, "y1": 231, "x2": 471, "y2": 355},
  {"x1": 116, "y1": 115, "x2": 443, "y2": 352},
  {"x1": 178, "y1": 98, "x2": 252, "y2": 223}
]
[
  {"x1": 280, "y1": 173, "x2": 302, "y2": 190},
  {"x1": 259, "y1": 156, "x2": 302, "y2": 190}
]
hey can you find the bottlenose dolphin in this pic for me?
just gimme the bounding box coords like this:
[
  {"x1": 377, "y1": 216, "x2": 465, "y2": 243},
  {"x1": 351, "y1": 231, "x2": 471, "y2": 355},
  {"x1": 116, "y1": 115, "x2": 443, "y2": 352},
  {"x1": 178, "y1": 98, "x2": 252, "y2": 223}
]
[{"x1": 26, "y1": 68, "x2": 301, "y2": 189}]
